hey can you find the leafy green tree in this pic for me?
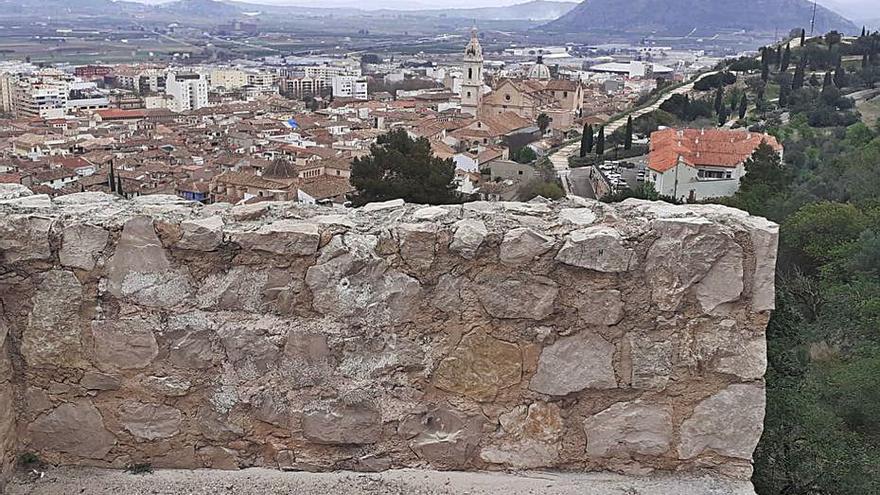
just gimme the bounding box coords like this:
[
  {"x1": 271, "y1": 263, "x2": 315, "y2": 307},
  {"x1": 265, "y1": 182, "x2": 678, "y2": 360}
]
[
  {"x1": 624, "y1": 116, "x2": 633, "y2": 150},
  {"x1": 350, "y1": 128, "x2": 459, "y2": 206},
  {"x1": 782, "y1": 202, "x2": 868, "y2": 269},
  {"x1": 536, "y1": 113, "x2": 551, "y2": 134},
  {"x1": 519, "y1": 179, "x2": 564, "y2": 201},
  {"x1": 595, "y1": 125, "x2": 605, "y2": 156},
  {"x1": 511, "y1": 146, "x2": 537, "y2": 164}
]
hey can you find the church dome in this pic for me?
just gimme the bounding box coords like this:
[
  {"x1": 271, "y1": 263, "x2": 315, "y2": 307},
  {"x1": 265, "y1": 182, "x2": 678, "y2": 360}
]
[
  {"x1": 528, "y1": 56, "x2": 551, "y2": 80},
  {"x1": 263, "y1": 159, "x2": 298, "y2": 180}
]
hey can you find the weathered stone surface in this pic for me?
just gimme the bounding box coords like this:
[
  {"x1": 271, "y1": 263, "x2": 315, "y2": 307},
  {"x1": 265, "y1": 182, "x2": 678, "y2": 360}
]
[
  {"x1": 474, "y1": 274, "x2": 558, "y2": 320},
  {"x1": 397, "y1": 223, "x2": 437, "y2": 270},
  {"x1": 21, "y1": 270, "x2": 85, "y2": 368},
  {"x1": 696, "y1": 246, "x2": 744, "y2": 313},
  {"x1": 306, "y1": 234, "x2": 420, "y2": 324},
  {"x1": 583, "y1": 401, "x2": 673, "y2": 457},
  {"x1": 230, "y1": 203, "x2": 268, "y2": 221},
  {"x1": 480, "y1": 402, "x2": 564, "y2": 469},
  {"x1": 91, "y1": 319, "x2": 159, "y2": 370},
  {"x1": 579, "y1": 289, "x2": 625, "y2": 326},
  {"x1": 645, "y1": 218, "x2": 734, "y2": 311},
  {"x1": 176, "y1": 215, "x2": 224, "y2": 251},
  {"x1": 118, "y1": 402, "x2": 183, "y2": 440},
  {"x1": 27, "y1": 401, "x2": 116, "y2": 459},
  {"x1": 106, "y1": 216, "x2": 192, "y2": 306},
  {"x1": 80, "y1": 372, "x2": 120, "y2": 391},
  {"x1": 0, "y1": 215, "x2": 51, "y2": 263},
  {"x1": 363, "y1": 198, "x2": 405, "y2": 212},
  {"x1": 232, "y1": 219, "x2": 320, "y2": 256},
  {"x1": 59, "y1": 223, "x2": 109, "y2": 270},
  {"x1": 449, "y1": 218, "x2": 487, "y2": 259},
  {"x1": 530, "y1": 333, "x2": 616, "y2": 395},
  {"x1": 0, "y1": 195, "x2": 775, "y2": 481},
  {"x1": 744, "y1": 216, "x2": 779, "y2": 311},
  {"x1": 629, "y1": 337, "x2": 673, "y2": 390},
  {"x1": 555, "y1": 226, "x2": 635, "y2": 272},
  {"x1": 407, "y1": 407, "x2": 485, "y2": 469},
  {"x1": 678, "y1": 383, "x2": 766, "y2": 460},
  {"x1": 499, "y1": 228, "x2": 555, "y2": 266},
  {"x1": 302, "y1": 404, "x2": 382, "y2": 445},
  {"x1": 433, "y1": 330, "x2": 522, "y2": 401},
  {"x1": 559, "y1": 207, "x2": 597, "y2": 226},
  {"x1": 0, "y1": 183, "x2": 33, "y2": 200}
]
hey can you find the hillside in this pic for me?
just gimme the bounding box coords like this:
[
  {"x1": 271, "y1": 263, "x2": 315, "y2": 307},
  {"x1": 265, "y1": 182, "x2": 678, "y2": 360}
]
[{"x1": 543, "y1": 0, "x2": 858, "y2": 35}]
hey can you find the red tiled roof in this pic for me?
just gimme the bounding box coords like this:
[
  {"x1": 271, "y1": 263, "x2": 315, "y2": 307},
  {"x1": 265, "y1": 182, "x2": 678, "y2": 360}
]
[{"x1": 648, "y1": 128, "x2": 783, "y2": 173}]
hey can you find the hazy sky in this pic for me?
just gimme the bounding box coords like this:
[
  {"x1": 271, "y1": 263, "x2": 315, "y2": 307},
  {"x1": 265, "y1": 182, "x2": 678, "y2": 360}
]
[{"x1": 138, "y1": 0, "x2": 877, "y2": 18}]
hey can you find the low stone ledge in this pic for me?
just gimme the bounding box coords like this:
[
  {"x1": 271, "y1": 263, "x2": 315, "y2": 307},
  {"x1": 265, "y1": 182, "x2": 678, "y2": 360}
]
[{"x1": 0, "y1": 191, "x2": 777, "y2": 481}]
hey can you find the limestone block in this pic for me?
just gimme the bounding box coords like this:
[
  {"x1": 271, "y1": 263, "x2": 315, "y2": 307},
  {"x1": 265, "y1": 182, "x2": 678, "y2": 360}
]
[
  {"x1": 433, "y1": 330, "x2": 522, "y2": 401},
  {"x1": 0, "y1": 214, "x2": 51, "y2": 263},
  {"x1": 363, "y1": 198, "x2": 405, "y2": 212},
  {"x1": 629, "y1": 336, "x2": 674, "y2": 390},
  {"x1": 530, "y1": 333, "x2": 616, "y2": 395},
  {"x1": 59, "y1": 223, "x2": 109, "y2": 270},
  {"x1": 678, "y1": 383, "x2": 766, "y2": 460},
  {"x1": 80, "y1": 372, "x2": 121, "y2": 391},
  {"x1": 118, "y1": 402, "x2": 183, "y2": 440},
  {"x1": 555, "y1": 226, "x2": 635, "y2": 272},
  {"x1": 22, "y1": 270, "x2": 85, "y2": 368},
  {"x1": 106, "y1": 215, "x2": 192, "y2": 307},
  {"x1": 583, "y1": 400, "x2": 674, "y2": 457},
  {"x1": 230, "y1": 203, "x2": 269, "y2": 221},
  {"x1": 744, "y1": 216, "x2": 779, "y2": 311},
  {"x1": 302, "y1": 404, "x2": 382, "y2": 445},
  {"x1": 449, "y1": 218, "x2": 487, "y2": 259},
  {"x1": 175, "y1": 215, "x2": 224, "y2": 251},
  {"x1": 499, "y1": 228, "x2": 555, "y2": 266},
  {"x1": 27, "y1": 400, "x2": 116, "y2": 459},
  {"x1": 169, "y1": 329, "x2": 221, "y2": 369},
  {"x1": 695, "y1": 245, "x2": 744, "y2": 313},
  {"x1": 480, "y1": 402, "x2": 564, "y2": 469},
  {"x1": 474, "y1": 274, "x2": 558, "y2": 320},
  {"x1": 397, "y1": 222, "x2": 437, "y2": 270},
  {"x1": 231, "y1": 219, "x2": 320, "y2": 256},
  {"x1": 579, "y1": 289, "x2": 625, "y2": 326},
  {"x1": 407, "y1": 407, "x2": 485, "y2": 469},
  {"x1": 91, "y1": 319, "x2": 159, "y2": 370}
]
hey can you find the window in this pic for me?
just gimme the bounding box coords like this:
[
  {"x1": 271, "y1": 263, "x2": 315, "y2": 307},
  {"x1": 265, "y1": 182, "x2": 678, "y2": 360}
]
[
  {"x1": 505, "y1": 94, "x2": 511, "y2": 101},
  {"x1": 518, "y1": 170, "x2": 523, "y2": 175},
  {"x1": 468, "y1": 68, "x2": 473, "y2": 79},
  {"x1": 563, "y1": 91, "x2": 568, "y2": 98},
  {"x1": 697, "y1": 169, "x2": 732, "y2": 179},
  {"x1": 466, "y1": 91, "x2": 471, "y2": 98}
]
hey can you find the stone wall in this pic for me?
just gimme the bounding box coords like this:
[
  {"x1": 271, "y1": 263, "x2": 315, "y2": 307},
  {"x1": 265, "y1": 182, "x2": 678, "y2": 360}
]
[
  {"x1": 1, "y1": 312, "x2": 15, "y2": 491},
  {"x1": 0, "y1": 186, "x2": 777, "y2": 482}
]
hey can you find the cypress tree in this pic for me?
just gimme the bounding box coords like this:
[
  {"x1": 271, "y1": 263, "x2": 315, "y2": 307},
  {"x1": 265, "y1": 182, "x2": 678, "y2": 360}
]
[
  {"x1": 116, "y1": 175, "x2": 123, "y2": 197},
  {"x1": 792, "y1": 59, "x2": 806, "y2": 90},
  {"x1": 624, "y1": 116, "x2": 633, "y2": 150},
  {"x1": 585, "y1": 123, "x2": 594, "y2": 154},
  {"x1": 738, "y1": 94, "x2": 748, "y2": 119},
  {"x1": 834, "y1": 65, "x2": 845, "y2": 88},
  {"x1": 578, "y1": 124, "x2": 589, "y2": 158},
  {"x1": 595, "y1": 126, "x2": 605, "y2": 156},
  {"x1": 863, "y1": 53, "x2": 869, "y2": 69},
  {"x1": 775, "y1": 46, "x2": 782, "y2": 68},
  {"x1": 800, "y1": 28, "x2": 806, "y2": 46},
  {"x1": 779, "y1": 84, "x2": 790, "y2": 107},
  {"x1": 718, "y1": 107, "x2": 728, "y2": 126},
  {"x1": 714, "y1": 87, "x2": 724, "y2": 114},
  {"x1": 108, "y1": 162, "x2": 116, "y2": 193},
  {"x1": 761, "y1": 62, "x2": 769, "y2": 82},
  {"x1": 862, "y1": 26, "x2": 867, "y2": 38},
  {"x1": 757, "y1": 85, "x2": 765, "y2": 101},
  {"x1": 822, "y1": 72, "x2": 833, "y2": 91},
  {"x1": 781, "y1": 44, "x2": 791, "y2": 71}
]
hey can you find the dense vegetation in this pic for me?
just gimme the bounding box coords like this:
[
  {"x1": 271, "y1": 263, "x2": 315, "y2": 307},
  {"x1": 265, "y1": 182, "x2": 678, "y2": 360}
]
[
  {"x1": 350, "y1": 129, "x2": 461, "y2": 206},
  {"x1": 723, "y1": 32, "x2": 880, "y2": 495},
  {"x1": 602, "y1": 29, "x2": 880, "y2": 494}
]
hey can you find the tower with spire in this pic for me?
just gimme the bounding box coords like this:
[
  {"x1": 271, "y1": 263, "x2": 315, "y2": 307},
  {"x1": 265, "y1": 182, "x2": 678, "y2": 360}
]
[{"x1": 461, "y1": 28, "x2": 483, "y2": 116}]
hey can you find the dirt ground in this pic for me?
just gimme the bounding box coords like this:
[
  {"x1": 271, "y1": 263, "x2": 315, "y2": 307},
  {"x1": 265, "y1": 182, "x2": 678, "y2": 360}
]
[{"x1": 7, "y1": 466, "x2": 756, "y2": 495}]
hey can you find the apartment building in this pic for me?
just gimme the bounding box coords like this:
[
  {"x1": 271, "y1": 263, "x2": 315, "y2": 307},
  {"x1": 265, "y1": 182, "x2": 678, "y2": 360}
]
[
  {"x1": 166, "y1": 72, "x2": 209, "y2": 113},
  {"x1": 331, "y1": 75, "x2": 368, "y2": 100}
]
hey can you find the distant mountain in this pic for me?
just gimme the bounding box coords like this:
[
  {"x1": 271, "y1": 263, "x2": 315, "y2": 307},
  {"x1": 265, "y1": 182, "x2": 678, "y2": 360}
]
[
  {"x1": 543, "y1": 0, "x2": 858, "y2": 35},
  {"x1": 416, "y1": 1, "x2": 577, "y2": 21},
  {"x1": 158, "y1": 0, "x2": 243, "y2": 17}
]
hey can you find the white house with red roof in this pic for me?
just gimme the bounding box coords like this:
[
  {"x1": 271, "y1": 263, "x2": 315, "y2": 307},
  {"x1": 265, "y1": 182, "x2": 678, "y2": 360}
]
[{"x1": 647, "y1": 128, "x2": 783, "y2": 201}]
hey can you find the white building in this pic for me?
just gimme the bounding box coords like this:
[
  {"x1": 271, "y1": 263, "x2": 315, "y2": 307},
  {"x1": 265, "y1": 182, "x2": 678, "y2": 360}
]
[
  {"x1": 331, "y1": 75, "x2": 368, "y2": 100},
  {"x1": 166, "y1": 72, "x2": 208, "y2": 113},
  {"x1": 209, "y1": 68, "x2": 248, "y2": 90}
]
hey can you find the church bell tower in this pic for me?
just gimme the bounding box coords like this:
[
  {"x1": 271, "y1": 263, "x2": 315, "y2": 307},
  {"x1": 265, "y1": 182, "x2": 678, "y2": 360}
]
[{"x1": 461, "y1": 28, "x2": 483, "y2": 117}]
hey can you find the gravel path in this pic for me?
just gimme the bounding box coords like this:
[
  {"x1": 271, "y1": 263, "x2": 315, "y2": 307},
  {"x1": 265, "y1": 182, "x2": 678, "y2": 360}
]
[{"x1": 8, "y1": 467, "x2": 756, "y2": 495}]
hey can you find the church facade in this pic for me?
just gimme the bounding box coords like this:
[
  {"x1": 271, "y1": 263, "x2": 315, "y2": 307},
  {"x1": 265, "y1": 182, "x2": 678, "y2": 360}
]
[{"x1": 461, "y1": 33, "x2": 584, "y2": 130}]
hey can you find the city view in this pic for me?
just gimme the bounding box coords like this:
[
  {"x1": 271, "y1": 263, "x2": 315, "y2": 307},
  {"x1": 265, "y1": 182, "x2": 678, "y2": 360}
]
[{"x1": 0, "y1": 0, "x2": 878, "y2": 494}]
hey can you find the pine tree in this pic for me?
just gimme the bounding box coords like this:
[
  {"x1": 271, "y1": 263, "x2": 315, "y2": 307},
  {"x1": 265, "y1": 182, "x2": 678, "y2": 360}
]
[
  {"x1": 781, "y1": 44, "x2": 791, "y2": 71},
  {"x1": 738, "y1": 94, "x2": 748, "y2": 119},
  {"x1": 595, "y1": 126, "x2": 605, "y2": 156},
  {"x1": 624, "y1": 116, "x2": 633, "y2": 150}
]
